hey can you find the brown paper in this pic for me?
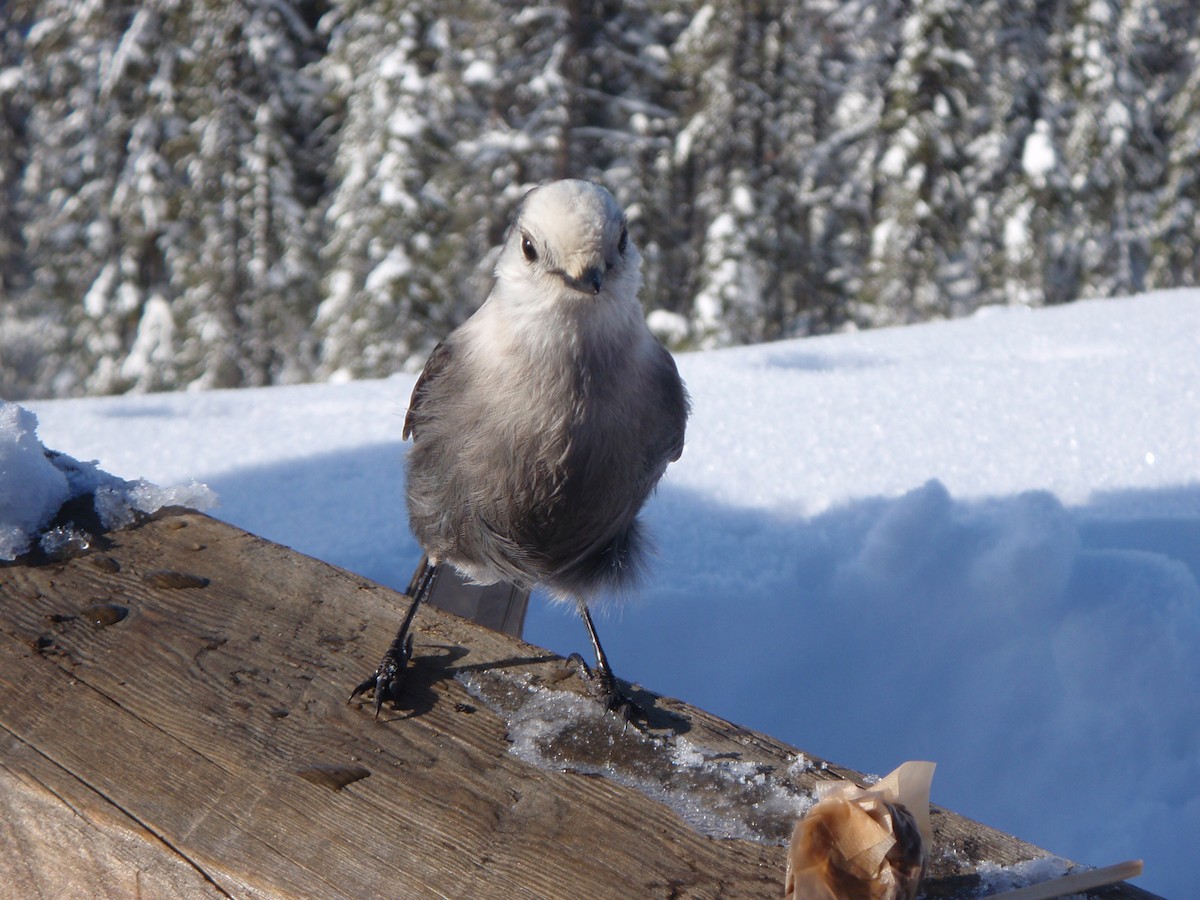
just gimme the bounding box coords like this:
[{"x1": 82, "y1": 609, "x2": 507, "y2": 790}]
[{"x1": 785, "y1": 761, "x2": 935, "y2": 900}]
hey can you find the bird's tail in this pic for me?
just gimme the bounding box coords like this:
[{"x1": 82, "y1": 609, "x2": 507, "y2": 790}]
[{"x1": 413, "y1": 557, "x2": 531, "y2": 637}]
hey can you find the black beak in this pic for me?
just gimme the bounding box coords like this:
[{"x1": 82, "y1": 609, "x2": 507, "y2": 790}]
[{"x1": 562, "y1": 267, "x2": 605, "y2": 295}]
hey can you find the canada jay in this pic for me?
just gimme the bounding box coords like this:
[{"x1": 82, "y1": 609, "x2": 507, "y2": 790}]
[{"x1": 352, "y1": 179, "x2": 689, "y2": 720}]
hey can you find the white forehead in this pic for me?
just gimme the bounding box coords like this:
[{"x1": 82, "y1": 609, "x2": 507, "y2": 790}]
[{"x1": 518, "y1": 180, "x2": 624, "y2": 244}]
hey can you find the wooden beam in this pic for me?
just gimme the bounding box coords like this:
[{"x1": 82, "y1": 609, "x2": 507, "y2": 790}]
[{"x1": 0, "y1": 510, "x2": 1158, "y2": 898}]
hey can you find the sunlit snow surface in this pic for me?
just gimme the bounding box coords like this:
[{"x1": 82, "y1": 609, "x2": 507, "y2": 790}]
[{"x1": 12, "y1": 291, "x2": 1199, "y2": 898}]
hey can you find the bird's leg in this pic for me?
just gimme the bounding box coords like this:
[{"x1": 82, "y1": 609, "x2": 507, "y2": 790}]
[
  {"x1": 576, "y1": 601, "x2": 643, "y2": 723},
  {"x1": 350, "y1": 556, "x2": 440, "y2": 718}
]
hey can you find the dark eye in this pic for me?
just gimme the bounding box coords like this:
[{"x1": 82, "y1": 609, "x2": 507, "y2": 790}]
[
  {"x1": 618, "y1": 227, "x2": 628, "y2": 255},
  {"x1": 521, "y1": 235, "x2": 538, "y2": 262}
]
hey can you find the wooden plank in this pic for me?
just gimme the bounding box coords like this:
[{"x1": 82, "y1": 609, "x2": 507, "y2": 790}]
[
  {"x1": 0, "y1": 510, "x2": 1158, "y2": 899},
  {"x1": 0, "y1": 736, "x2": 226, "y2": 898}
]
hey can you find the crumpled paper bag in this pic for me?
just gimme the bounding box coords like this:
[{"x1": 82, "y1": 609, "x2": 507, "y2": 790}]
[{"x1": 784, "y1": 761, "x2": 936, "y2": 900}]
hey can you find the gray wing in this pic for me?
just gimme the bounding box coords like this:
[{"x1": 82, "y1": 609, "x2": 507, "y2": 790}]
[
  {"x1": 654, "y1": 343, "x2": 689, "y2": 465},
  {"x1": 403, "y1": 341, "x2": 454, "y2": 442}
]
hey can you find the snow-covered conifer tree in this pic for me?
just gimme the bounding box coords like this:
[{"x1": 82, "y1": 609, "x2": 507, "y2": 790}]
[
  {"x1": 168, "y1": 0, "x2": 326, "y2": 390},
  {"x1": 1144, "y1": 6, "x2": 1200, "y2": 287},
  {"x1": 859, "y1": 0, "x2": 981, "y2": 325},
  {"x1": 316, "y1": 0, "x2": 499, "y2": 379}
]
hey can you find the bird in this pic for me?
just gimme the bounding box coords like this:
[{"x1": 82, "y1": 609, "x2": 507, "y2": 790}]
[{"x1": 351, "y1": 179, "x2": 689, "y2": 721}]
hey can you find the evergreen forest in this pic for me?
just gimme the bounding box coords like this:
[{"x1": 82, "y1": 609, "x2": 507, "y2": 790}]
[{"x1": 1, "y1": 0, "x2": 1197, "y2": 398}]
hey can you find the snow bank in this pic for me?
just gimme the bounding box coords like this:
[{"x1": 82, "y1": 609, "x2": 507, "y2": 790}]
[
  {"x1": 0, "y1": 404, "x2": 71, "y2": 559},
  {"x1": 0, "y1": 401, "x2": 215, "y2": 561}
]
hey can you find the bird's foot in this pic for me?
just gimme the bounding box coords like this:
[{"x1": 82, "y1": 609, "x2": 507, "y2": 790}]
[
  {"x1": 350, "y1": 632, "x2": 413, "y2": 719},
  {"x1": 567, "y1": 652, "x2": 645, "y2": 725}
]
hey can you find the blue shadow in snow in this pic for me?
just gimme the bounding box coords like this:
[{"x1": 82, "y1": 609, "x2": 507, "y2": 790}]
[{"x1": 197, "y1": 440, "x2": 417, "y2": 593}]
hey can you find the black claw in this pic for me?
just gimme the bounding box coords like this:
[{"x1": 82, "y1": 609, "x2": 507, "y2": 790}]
[
  {"x1": 597, "y1": 670, "x2": 644, "y2": 725},
  {"x1": 350, "y1": 632, "x2": 413, "y2": 719},
  {"x1": 570, "y1": 653, "x2": 645, "y2": 725},
  {"x1": 574, "y1": 604, "x2": 646, "y2": 726},
  {"x1": 565, "y1": 651, "x2": 590, "y2": 677},
  {"x1": 350, "y1": 560, "x2": 436, "y2": 720}
]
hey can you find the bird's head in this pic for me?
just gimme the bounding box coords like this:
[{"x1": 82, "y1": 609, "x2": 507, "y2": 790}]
[{"x1": 495, "y1": 180, "x2": 642, "y2": 307}]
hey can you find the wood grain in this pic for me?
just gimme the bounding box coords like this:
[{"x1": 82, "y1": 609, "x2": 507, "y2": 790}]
[{"x1": 0, "y1": 510, "x2": 1158, "y2": 899}]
